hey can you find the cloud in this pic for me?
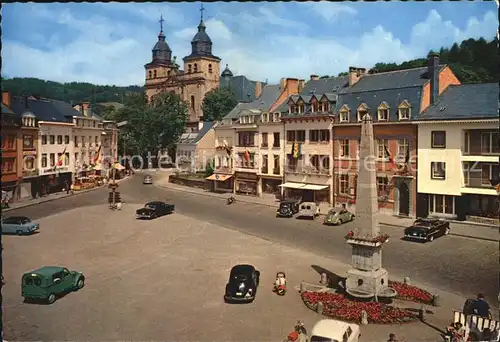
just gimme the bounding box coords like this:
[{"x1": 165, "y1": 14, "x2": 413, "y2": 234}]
[
  {"x1": 304, "y1": 2, "x2": 357, "y2": 22},
  {"x1": 2, "y1": 4, "x2": 497, "y2": 87}
]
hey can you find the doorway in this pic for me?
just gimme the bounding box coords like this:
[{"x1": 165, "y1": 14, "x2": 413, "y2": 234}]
[{"x1": 398, "y1": 182, "x2": 410, "y2": 216}]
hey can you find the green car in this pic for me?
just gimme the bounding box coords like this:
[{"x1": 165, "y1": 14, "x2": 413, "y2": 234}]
[
  {"x1": 22, "y1": 266, "x2": 85, "y2": 304},
  {"x1": 323, "y1": 209, "x2": 355, "y2": 226}
]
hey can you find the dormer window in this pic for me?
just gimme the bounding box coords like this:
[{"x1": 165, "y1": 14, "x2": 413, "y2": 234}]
[
  {"x1": 298, "y1": 103, "x2": 305, "y2": 113},
  {"x1": 312, "y1": 101, "x2": 319, "y2": 113},
  {"x1": 377, "y1": 102, "x2": 389, "y2": 121},
  {"x1": 273, "y1": 113, "x2": 281, "y2": 122},
  {"x1": 289, "y1": 104, "x2": 295, "y2": 114},
  {"x1": 357, "y1": 103, "x2": 369, "y2": 122},
  {"x1": 398, "y1": 100, "x2": 411, "y2": 120},
  {"x1": 261, "y1": 113, "x2": 268, "y2": 123},
  {"x1": 208, "y1": 64, "x2": 213, "y2": 73},
  {"x1": 339, "y1": 111, "x2": 349, "y2": 123},
  {"x1": 194, "y1": 63, "x2": 198, "y2": 72}
]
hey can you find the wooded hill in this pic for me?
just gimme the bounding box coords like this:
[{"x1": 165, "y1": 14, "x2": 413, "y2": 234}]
[{"x1": 2, "y1": 37, "x2": 497, "y2": 112}]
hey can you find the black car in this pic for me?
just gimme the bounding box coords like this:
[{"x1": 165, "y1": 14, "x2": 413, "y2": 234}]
[
  {"x1": 136, "y1": 201, "x2": 175, "y2": 219},
  {"x1": 403, "y1": 218, "x2": 450, "y2": 242},
  {"x1": 276, "y1": 200, "x2": 300, "y2": 218},
  {"x1": 224, "y1": 264, "x2": 260, "y2": 303}
]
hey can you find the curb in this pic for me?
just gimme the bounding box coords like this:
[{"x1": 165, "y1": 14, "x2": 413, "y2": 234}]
[
  {"x1": 158, "y1": 183, "x2": 498, "y2": 243},
  {"x1": 3, "y1": 177, "x2": 131, "y2": 212}
]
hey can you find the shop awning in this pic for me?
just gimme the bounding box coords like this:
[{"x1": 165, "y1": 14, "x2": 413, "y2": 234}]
[
  {"x1": 206, "y1": 174, "x2": 233, "y2": 181},
  {"x1": 113, "y1": 163, "x2": 125, "y2": 170},
  {"x1": 279, "y1": 182, "x2": 307, "y2": 189},
  {"x1": 301, "y1": 184, "x2": 328, "y2": 190}
]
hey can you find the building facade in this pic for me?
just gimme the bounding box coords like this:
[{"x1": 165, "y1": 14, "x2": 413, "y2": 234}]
[
  {"x1": 102, "y1": 120, "x2": 119, "y2": 167},
  {"x1": 332, "y1": 54, "x2": 460, "y2": 217},
  {"x1": 176, "y1": 121, "x2": 215, "y2": 172},
  {"x1": 416, "y1": 83, "x2": 499, "y2": 221},
  {"x1": 1, "y1": 96, "x2": 22, "y2": 201},
  {"x1": 19, "y1": 109, "x2": 39, "y2": 198}
]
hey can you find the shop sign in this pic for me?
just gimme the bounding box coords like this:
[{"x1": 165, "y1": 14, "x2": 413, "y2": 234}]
[
  {"x1": 23, "y1": 151, "x2": 37, "y2": 156},
  {"x1": 235, "y1": 172, "x2": 258, "y2": 181}
]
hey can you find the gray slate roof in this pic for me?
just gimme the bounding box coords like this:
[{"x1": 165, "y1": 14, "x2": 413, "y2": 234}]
[
  {"x1": 10, "y1": 97, "x2": 79, "y2": 123},
  {"x1": 223, "y1": 84, "x2": 281, "y2": 119},
  {"x1": 1, "y1": 103, "x2": 15, "y2": 115},
  {"x1": 220, "y1": 75, "x2": 266, "y2": 103},
  {"x1": 177, "y1": 121, "x2": 215, "y2": 144},
  {"x1": 418, "y1": 83, "x2": 498, "y2": 120}
]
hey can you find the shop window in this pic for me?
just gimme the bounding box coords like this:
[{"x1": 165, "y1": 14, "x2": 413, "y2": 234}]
[
  {"x1": 431, "y1": 131, "x2": 446, "y2": 148},
  {"x1": 429, "y1": 194, "x2": 454, "y2": 215},
  {"x1": 431, "y1": 162, "x2": 446, "y2": 180}
]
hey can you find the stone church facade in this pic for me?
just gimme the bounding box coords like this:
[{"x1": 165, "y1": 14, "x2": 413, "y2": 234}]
[{"x1": 144, "y1": 17, "x2": 221, "y2": 130}]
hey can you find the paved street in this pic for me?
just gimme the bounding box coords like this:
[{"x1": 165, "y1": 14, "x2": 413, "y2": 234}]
[
  {"x1": 1, "y1": 190, "x2": 485, "y2": 341},
  {"x1": 5, "y1": 174, "x2": 498, "y2": 308}
]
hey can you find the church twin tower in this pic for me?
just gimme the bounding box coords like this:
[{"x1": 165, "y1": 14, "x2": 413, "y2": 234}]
[{"x1": 144, "y1": 8, "x2": 221, "y2": 129}]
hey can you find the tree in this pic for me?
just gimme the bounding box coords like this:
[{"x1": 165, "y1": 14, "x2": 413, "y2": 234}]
[
  {"x1": 117, "y1": 91, "x2": 188, "y2": 157},
  {"x1": 202, "y1": 87, "x2": 237, "y2": 122},
  {"x1": 337, "y1": 72, "x2": 348, "y2": 77},
  {"x1": 448, "y1": 43, "x2": 460, "y2": 62}
]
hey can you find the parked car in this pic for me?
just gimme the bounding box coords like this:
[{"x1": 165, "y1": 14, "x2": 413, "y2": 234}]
[
  {"x1": 403, "y1": 218, "x2": 450, "y2": 242},
  {"x1": 276, "y1": 199, "x2": 300, "y2": 218},
  {"x1": 323, "y1": 208, "x2": 355, "y2": 225},
  {"x1": 143, "y1": 175, "x2": 153, "y2": 184},
  {"x1": 311, "y1": 319, "x2": 361, "y2": 342},
  {"x1": 22, "y1": 266, "x2": 85, "y2": 304},
  {"x1": 136, "y1": 201, "x2": 175, "y2": 219},
  {"x1": 1, "y1": 216, "x2": 39, "y2": 235},
  {"x1": 224, "y1": 264, "x2": 260, "y2": 303},
  {"x1": 297, "y1": 202, "x2": 320, "y2": 220}
]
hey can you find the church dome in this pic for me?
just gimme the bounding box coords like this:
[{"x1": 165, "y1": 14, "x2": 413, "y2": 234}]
[
  {"x1": 189, "y1": 20, "x2": 214, "y2": 57},
  {"x1": 152, "y1": 31, "x2": 172, "y2": 63},
  {"x1": 21, "y1": 110, "x2": 36, "y2": 118},
  {"x1": 221, "y1": 64, "x2": 233, "y2": 77}
]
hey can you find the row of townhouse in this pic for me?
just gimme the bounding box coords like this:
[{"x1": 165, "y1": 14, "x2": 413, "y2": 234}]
[
  {"x1": 1, "y1": 92, "x2": 119, "y2": 201},
  {"x1": 199, "y1": 53, "x2": 498, "y2": 221}
]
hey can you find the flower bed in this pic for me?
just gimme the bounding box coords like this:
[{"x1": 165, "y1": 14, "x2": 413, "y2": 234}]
[
  {"x1": 344, "y1": 231, "x2": 390, "y2": 244},
  {"x1": 301, "y1": 291, "x2": 418, "y2": 324},
  {"x1": 389, "y1": 281, "x2": 433, "y2": 304}
]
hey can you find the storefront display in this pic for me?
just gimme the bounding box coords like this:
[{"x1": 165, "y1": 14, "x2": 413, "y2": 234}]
[{"x1": 235, "y1": 172, "x2": 258, "y2": 196}]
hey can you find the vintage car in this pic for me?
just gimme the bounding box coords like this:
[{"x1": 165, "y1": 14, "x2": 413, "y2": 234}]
[
  {"x1": 276, "y1": 200, "x2": 300, "y2": 218},
  {"x1": 403, "y1": 218, "x2": 450, "y2": 242},
  {"x1": 136, "y1": 201, "x2": 175, "y2": 219},
  {"x1": 297, "y1": 202, "x2": 320, "y2": 220},
  {"x1": 1, "y1": 216, "x2": 40, "y2": 235},
  {"x1": 310, "y1": 319, "x2": 361, "y2": 342},
  {"x1": 143, "y1": 175, "x2": 153, "y2": 185},
  {"x1": 224, "y1": 264, "x2": 260, "y2": 303},
  {"x1": 323, "y1": 208, "x2": 355, "y2": 225},
  {"x1": 22, "y1": 266, "x2": 85, "y2": 304}
]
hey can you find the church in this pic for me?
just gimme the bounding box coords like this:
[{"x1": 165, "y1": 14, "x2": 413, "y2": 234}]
[{"x1": 144, "y1": 10, "x2": 263, "y2": 132}]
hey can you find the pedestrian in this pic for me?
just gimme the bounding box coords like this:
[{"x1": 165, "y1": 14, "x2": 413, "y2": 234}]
[
  {"x1": 387, "y1": 333, "x2": 398, "y2": 341},
  {"x1": 4, "y1": 191, "x2": 10, "y2": 209},
  {"x1": 64, "y1": 181, "x2": 70, "y2": 194},
  {"x1": 470, "y1": 293, "x2": 491, "y2": 318}
]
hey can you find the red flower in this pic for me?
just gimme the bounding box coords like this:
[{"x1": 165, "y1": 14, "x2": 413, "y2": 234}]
[
  {"x1": 389, "y1": 281, "x2": 433, "y2": 304},
  {"x1": 301, "y1": 291, "x2": 418, "y2": 324}
]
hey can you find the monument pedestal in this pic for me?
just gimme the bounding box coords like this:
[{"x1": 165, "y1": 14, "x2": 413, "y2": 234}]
[{"x1": 346, "y1": 267, "x2": 388, "y2": 297}]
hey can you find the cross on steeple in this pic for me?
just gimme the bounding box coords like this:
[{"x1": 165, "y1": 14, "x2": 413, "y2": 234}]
[
  {"x1": 159, "y1": 15, "x2": 164, "y2": 32},
  {"x1": 200, "y1": 3, "x2": 205, "y2": 21}
]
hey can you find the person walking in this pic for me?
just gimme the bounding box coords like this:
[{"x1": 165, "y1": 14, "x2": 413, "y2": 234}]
[{"x1": 64, "y1": 181, "x2": 70, "y2": 194}]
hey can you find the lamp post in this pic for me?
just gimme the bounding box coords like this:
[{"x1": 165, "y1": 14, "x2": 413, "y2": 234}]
[{"x1": 108, "y1": 121, "x2": 128, "y2": 209}]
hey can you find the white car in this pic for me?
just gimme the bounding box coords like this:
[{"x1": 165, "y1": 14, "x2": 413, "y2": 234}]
[{"x1": 311, "y1": 319, "x2": 360, "y2": 342}]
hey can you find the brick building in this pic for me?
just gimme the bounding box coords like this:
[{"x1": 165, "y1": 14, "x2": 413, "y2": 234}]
[{"x1": 332, "y1": 54, "x2": 460, "y2": 217}]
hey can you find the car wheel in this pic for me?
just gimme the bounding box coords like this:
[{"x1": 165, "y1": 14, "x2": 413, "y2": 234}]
[
  {"x1": 428, "y1": 235, "x2": 434, "y2": 242},
  {"x1": 47, "y1": 293, "x2": 56, "y2": 304},
  {"x1": 16, "y1": 230, "x2": 23, "y2": 236},
  {"x1": 339, "y1": 219, "x2": 343, "y2": 225},
  {"x1": 444, "y1": 227, "x2": 450, "y2": 235},
  {"x1": 76, "y1": 278, "x2": 85, "y2": 289}
]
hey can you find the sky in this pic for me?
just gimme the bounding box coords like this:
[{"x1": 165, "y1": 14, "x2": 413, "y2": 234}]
[{"x1": 2, "y1": 2, "x2": 497, "y2": 86}]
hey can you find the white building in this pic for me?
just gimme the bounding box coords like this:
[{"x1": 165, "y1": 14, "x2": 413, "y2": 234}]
[
  {"x1": 416, "y1": 83, "x2": 499, "y2": 220},
  {"x1": 176, "y1": 121, "x2": 216, "y2": 172},
  {"x1": 72, "y1": 103, "x2": 105, "y2": 178}
]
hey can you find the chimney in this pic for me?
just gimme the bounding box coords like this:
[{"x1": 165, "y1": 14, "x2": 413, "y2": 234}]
[
  {"x1": 310, "y1": 75, "x2": 319, "y2": 81},
  {"x1": 348, "y1": 67, "x2": 366, "y2": 87},
  {"x1": 285, "y1": 78, "x2": 299, "y2": 96},
  {"x1": 2, "y1": 91, "x2": 10, "y2": 107},
  {"x1": 428, "y1": 53, "x2": 440, "y2": 105},
  {"x1": 82, "y1": 101, "x2": 90, "y2": 116},
  {"x1": 280, "y1": 78, "x2": 286, "y2": 90},
  {"x1": 255, "y1": 81, "x2": 262, "y2": 98},
  {"x1": 298, "y1": 79, "x2": 305, "y2": 92}
]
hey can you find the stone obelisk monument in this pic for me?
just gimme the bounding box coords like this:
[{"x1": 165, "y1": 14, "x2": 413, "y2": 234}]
[{"x1": 345, "y1": 114, "x2": 391, "y2": 299}]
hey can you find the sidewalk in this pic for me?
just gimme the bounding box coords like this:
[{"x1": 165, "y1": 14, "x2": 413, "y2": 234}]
[
  {"x1": 2, "y1": 177, "x2": 130, "y2": 213},
  {"x1": 156, "y1": 180, "x2": 498, "y2": 242}
]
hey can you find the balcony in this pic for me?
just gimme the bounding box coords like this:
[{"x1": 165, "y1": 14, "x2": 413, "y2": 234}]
[
  {"x1": 23, "y1": 169, "x2": 39, "y2": 178},
  {"x1": 235, "y1": 162, "x2": 258, "y2": 173},
  {"x1": 464, "y1": 175, "x2": 496, "y2": 189},
  {"x1": 285, "y1": 164, "x2": 330, "y2": 176},
  {"x1": 215, "y1": 166, "x2": 233, "y2": 174}
]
